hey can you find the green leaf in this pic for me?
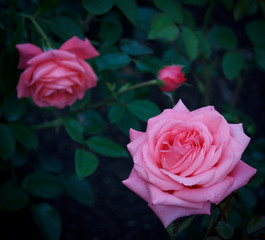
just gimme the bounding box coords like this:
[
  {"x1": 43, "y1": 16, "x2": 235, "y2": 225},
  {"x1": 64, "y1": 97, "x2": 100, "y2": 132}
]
[
  {"x1": 234, "y1": 0, "x2": 252, "y2": 21},
  {"x1": 181, "y1": 8, "x2": 196, "y2": 29},
  {"x1": 184, "y1": 0, "x2": 208, "y2": 6},
  {"x1": 3, "y1": 95, "x2": 26, "y2": 122},
  {"x1": 0, "y1": 181, "x2": 29, "y2": 211},
  {"x1": 195, "y1": 30, "x2": 211, "y2": 59},
  {"x1": 86, "y1": 136, "x2": 128, "y2": 157},
  {"x1": 60, "y1": 173, "x2": 94, "y2": 206},
  {"x1": 136, "y1": 55, "x2": 164, "y2": 74},
  {"x1": 162, "y1": 49, "x2": 189, "y2": 73},
  {"x1": 39, "y1": 156, "x2": 64, "y2": 174},
  {"x1": 0, "y1": 124, "x2": 16, "y2": 160},
  {"x1": 10, "y1": 123, "x2": 38, "y2": 150},
  {"x1": 206, "y1": 237, "x2": 221, "y2": 240},
  {"x1": 254, "y1": 46, "x2": 265, "y2": 71},
  {"x1": 138, "y1": 7, "x2": 158, "y2": 32},
  {"x1": 209, "y1": 25, "x2": 237, "y2": 49},
  {"x1": 22, "y1": 172, "x2": 62, "y2": 199},
  {"x1": 222, "y1": 51, "x2": 244, "y2": 80},
  {"x1": 259, "y1": 0, "x2": 265, "y2": 18},
  {"x1": 116, "y1": 111, "x2": 141, "y2": 135},
  {"x1": 222, "y1": 0, "x2": 233, "y2": 11},
  {"x1": 127, "y1": 99, "x2": 160, "y2": 122},
  {"x1": 178, "y1": 216, "x2": 195, "y2": 233},
  {"x1": 64, "y1": 119, "x2": 84, "y2": 144},
  {"x1": 216, "y1": 222, "x2": 234, "y2": 239},
  {"x1": 238, "y1": 188, "x2": 257, "y2": 212},
  {"x1": 246, "y1": 20, "x2": 265, "y2": 45},
  {"x1": 11, "y1": 149, "x2": 28, "y2": 167},
  {"x1": 80, "y1": 110, "x2": 106, "y2": 134},
  {"x1": 100, "y1": 18, "x2": 122, "y2": 46},
  {"x1": 108, "y1": 104, "x2": 126, "y2": 123},
  {"x1": 82, "y1": 0, "x2": 114, "y2": 14},
  {"x1": 153, "y1": 0, "x2": 183, "y2": 23},
  {"x1": 39, "y1": 0, "x2": 61, "y2": 9},
  {"x1": 181, "y1": 27, "x2": 198, "y2": 61},
  {"x1": 46, "y1": 16, "x2": 84, "y2": 41},
  {"x1": 115, "y1": 0, "x2": 139, "y2": 26},
  {"x1": 247, "y1": 216, "x2": 265, "y2": 234},
  {"x1": 96, "y1": 52, "x2": 131, "y2": 71},
  {"x1": 247, "y1": 0, "x2": 258, "y2": 15},
  {"x1": 75, "y1": 149, "x2": 99, "y2": 179},
  {"x1": 70, "y1": 92, "x2": 90, "y2": 111},
  {"x1": 119, "y1": 39, "x2": 153, "y2": 56},
  {"x1": 32, "y1": 203, "x2": 61, "y2": 240},
  {"x1": 148, "y1": 13, "x2": 179, "y2": 41}
]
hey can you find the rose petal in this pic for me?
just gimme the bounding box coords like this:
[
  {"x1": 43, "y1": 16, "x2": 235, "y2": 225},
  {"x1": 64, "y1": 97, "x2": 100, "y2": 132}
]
[
  {"x1": 173, "y1": 99, "x2": 190, "y2": 113},
  {"x1": 77, "y1": 59, "x2": 98, "y2": 88},
  {"x1": 16, "y1": 43, "x2": 42, "y2": 69},
  {"x1": 229, "y1": 124, "x2": 250, "y2": 151},
  {"x1": 149, "y1": 201, "x2": 211, "y2": 228},
  {"x1": 60, "y1": 36, "x2": 99, "y2": 60},
  {"x1": 28, "y1": 50, "x2": 75, "y2": 66},
  {"x1": 31, "y1": 61, "x2": 58, "y2": 83},
  {"x1": 129, "y1": 128, "x2": 144, "y2": 142},
  {"x1": 122, "y1": 167, "x2": 151, "y2": 203},
  {"x1": 161, "y1": 166, "x2": 216, "y2": 186},
  {"x1": 221, "y1": 160, "x2": 257, "y2": 204},
  {"x1": 173, "y1": 176, "x2": 234, "y2": 204},
  {"x1": 17, "y1": 67, "x2": 34, "y2": 97},
  {"x1": 148, "y1": 184, "x2": 204, "y2": 209}
]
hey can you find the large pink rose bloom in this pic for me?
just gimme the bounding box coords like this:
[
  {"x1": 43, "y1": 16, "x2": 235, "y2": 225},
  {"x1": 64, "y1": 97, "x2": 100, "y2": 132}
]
[
  {"x1": 16, "y1": 36, "x2": 99, "y2": 108},
  {"x1": 123, "y1": 100, "x2": 256, "y2": 227}
]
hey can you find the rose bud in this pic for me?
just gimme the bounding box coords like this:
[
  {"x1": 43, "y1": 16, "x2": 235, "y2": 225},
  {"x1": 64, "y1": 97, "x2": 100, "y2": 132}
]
[
  {"x1": 123, "y1": 100, "x2": 256, "y2": 227},
  {"x1": 16, "y1": 36, "x2": 99, "y2": 109},
  {"x1": 158, "y1": 65, "x2": 187, "y2": 92}
]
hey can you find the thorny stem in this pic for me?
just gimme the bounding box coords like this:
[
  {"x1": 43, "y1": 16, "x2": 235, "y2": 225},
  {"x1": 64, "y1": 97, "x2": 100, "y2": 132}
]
[
  {"x1": 89, "y1": 79, "x2": 159, "y2": 109},
  {"x1": 204, "y1": 194, "x2": 234, "y2": 239},
  {"x1": 166, "y1": 219, "x2": 179, "y2": 240},
  {"x1": 32, "y1": 118, "x2": 64, "y2": 130},
  {"x1": 203, "y1": 0, "x2": 217, "y2": 34},
  {"x1": 21, "y1": 13, "x2": 53, "y2": 49},
  {"x1": 33, "y1": 79, "x2": 160, "y2": 129}
]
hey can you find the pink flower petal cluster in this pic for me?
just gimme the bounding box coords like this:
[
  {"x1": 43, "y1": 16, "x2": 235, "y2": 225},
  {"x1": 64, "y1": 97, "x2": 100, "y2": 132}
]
[
  {"x1": 16, "y1": 36, "x2": 99, "y2": 108},
  {"x1": 123, "y1": 100, "x2": 256, "y2": 227},
  {"x1": 158, "y1": 65, "x2": 187, "y2": 92}
]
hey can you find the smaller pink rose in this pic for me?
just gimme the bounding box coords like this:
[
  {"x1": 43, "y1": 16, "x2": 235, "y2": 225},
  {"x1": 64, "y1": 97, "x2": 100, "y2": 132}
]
[
  {"x1": 16, "y1": 36, "x2": 99, "y2": 109},
  {"x1": 123, "y1": 100, "x2": 256, "y2": 227},
  {"x1": 158, "y1": 65, "x2": 187, "y2": 92}
]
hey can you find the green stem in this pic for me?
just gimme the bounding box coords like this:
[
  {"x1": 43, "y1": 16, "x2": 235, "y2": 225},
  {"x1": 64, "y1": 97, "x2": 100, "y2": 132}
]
[
  {"x1": 90, "y1": 79, "x2": 159, "y2": 109},
  {"x1": 203, "y1": 0, "x2": 217, "y2": 34},
  {"x1": 204, "y1": 194, "x2": 234, "y2": 239},
  {"x1": 10, "y1": 164, "x2": 17, "y2": 182},
  {"x1": 32, "y1": 118, "x2": 64, "y2": 130},
  {"x1": 21, "y1": 13, "x2": 52, "y2": 49},
  {"x1": 166, "y1": 219, "x2": 179, "y2": 240},
  {"x1": 118, "y1": 79, "x2": 159, "y2": 94},
  {"x1": 33, "y1": 79, "x2": 160, "y2": 129}
]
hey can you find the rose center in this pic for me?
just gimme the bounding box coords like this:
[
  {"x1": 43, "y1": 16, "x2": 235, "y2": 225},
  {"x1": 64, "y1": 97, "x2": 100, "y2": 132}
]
[{"x1": 160, "y1": 129, "x2": 204, "y2": 171}]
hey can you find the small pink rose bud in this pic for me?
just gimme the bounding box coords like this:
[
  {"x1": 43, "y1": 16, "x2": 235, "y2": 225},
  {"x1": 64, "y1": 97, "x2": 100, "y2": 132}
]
[{"x1": 158, "y1": 65, "x2": 187, "y2": 92}]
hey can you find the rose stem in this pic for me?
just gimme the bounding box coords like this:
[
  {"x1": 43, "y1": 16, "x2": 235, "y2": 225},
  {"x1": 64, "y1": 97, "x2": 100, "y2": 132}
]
[
  {"x1": 166, "y1": 219, "x2": 179, "y2": 240},
  {"x1": 21, "y1": 13, "x2": 53, "y2": 49},
  {"x1": 89, "y1": 79, "x2": 160, "y2": 110},
  {"x1": 32, "y1": 79, "x2": 160, "y2": 129},
  {"x1": 204, "y1": 194, "x2": 234, "y2": 239}
]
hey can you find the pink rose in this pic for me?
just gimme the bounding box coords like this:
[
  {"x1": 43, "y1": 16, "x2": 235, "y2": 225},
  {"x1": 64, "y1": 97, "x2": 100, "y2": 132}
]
[
  {"x1": 16, "y1": 36, "x2": 99, "y2": 108},
  {"x1": 123, "y1": 100, "x2": 256, "y2": 227},
  {"x1": 158, "y1": 65, "x2": 186, "y2": 92}
]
